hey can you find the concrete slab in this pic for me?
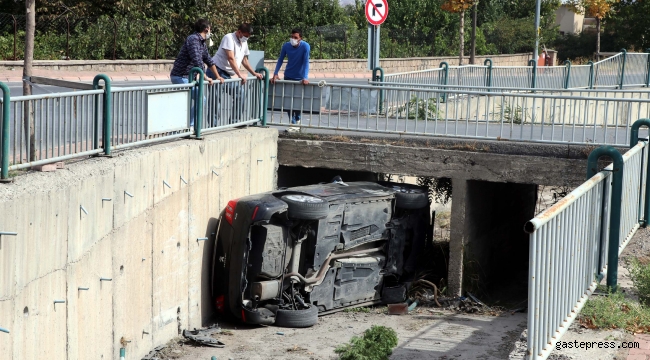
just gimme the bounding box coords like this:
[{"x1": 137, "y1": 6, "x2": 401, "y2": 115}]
[
  {"x1": 151, "y1": 189, "x2": 190, "y2": 346},
  {"x1": 67, "y1": 172, "x2": 114, "y2": 263},
  {"x1": 66, "y1": 237, "x2": 113, "y2": 360},
  {"x1": 112, "y1": 211, "x2": 154, "y2": 360},
  {"x1": 13, "y1": 270, "x2": 66, "y2": 360},
  {"x1": 113, "y1": 151, "x2": 155, "y2": 229},
  {"x1": 14, "y1": 190, "x2": 68, "y2": 291},
  {"x1": 153, "y1": 144, "x2": 190, "y2": 205},
  {"x1": 0, "y1": 200, "x2": 17, "y2": 299},
  {"x1": 0, "y1": 299, "x2": 13, "y2": 356}
]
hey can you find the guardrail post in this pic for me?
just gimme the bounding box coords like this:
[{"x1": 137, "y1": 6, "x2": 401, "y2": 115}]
[
  {"x1": 0, "y1": 81, "x2": 10, "y2": 181},
  {"x1": 439, "y1": 62, "x2": 449, "y2": 102},
  {"x1": 483, "y1": 59, "x2": 493, "y2": 91},
  {"x1": 588, "y1": 61, "x2": 595, "y2": 89},
  {"x1": 619, "y1": 49, "x2": 627, "y2": 89},
  {"x1": 93, "y1": 75, "x2": 112, "y2": 156},
  {"x1": 257, "y1": 67, "x2": 269, "y2": 126},
  {"x1": 528, "y1": 59, "x2": 537, "y2": 90},
  {"x1": 373, "y1": 67, "x2": 385, "y2": 113},
  {"x1": 631, "y1": 119, "x2": 650, "y2": 227},
  {"x1": 645, "y1": 49, "x2": 650, "y2": 87},
  {"x1": 563, "y1": 60, "x2": 571, "y2": 89},
  {"x1": 188, "y1": 67, "x2": 205, "y2": 139},
  {"x1": 587, "y1": 146, "x2": 624, "y2": 291}
]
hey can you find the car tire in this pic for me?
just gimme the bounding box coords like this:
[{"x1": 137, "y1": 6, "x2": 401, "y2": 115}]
[
  {"x1": 379, "y1": 182, "x2": 429, "y2": 210},
  {"x1": 274, "y1": 304, "x2": 319, "y2": 328},
  {"x1": 280, "y1": 195, "x2": 329, "y2": 220}
]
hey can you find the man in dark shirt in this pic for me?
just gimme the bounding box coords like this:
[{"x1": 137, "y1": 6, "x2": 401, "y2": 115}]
[{"x1": 170, "y1": 19, "x2": 224, "y2": 126}]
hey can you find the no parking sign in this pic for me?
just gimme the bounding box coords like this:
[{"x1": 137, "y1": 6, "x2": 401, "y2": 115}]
[{"x1": 365, "y1": 0, "x2": 389, "y2": 26}]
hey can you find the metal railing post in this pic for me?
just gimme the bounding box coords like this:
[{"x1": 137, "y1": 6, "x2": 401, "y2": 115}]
[
  {"x1": 564, "y1": 60, "x2": 571, "y2": 89},
  {"x1": 483, "y1": 59, "x2": 493, "y2": 91},
  {"x1": 93, "y1": 74, "x2": 112, "y2": 156},
  {"x1": 373, "y1": 67, "x2": 385, "y2": 113},
  {"x1": 528, "y1": 59, "x2": 537, "y2": 89},
  {"x1": 257, "y1": 67, "x2": 270, "y2": 126},
  {"x1": 588, "y1": 61, "x2": 595, "y2": 89},
  {"x1": 188, "y1": 67, "x2": 205, "y2": 138},
  {"x1": 646, "y1": 49, "x2": 650, "y2": 87},
  {"x1": 439, "y1": 62, "x2": 449, "y2": 102},
  {"x1": 587, "y1": 146, "x2": 624, "y2": 291},
  {"x1": 0, "y1": 81, "x2": 10, "y2": 180},
  {"x1": 619, "y1": 49, "x2": 627, "y2": 89},
  {"x1": 631, "y1": 119, "x2": 650, "y2": 227}
]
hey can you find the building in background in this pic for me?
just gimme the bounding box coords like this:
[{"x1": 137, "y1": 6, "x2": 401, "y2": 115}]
[{"x1": 554, "y1": 4, "x2": 585, "y2": 35}]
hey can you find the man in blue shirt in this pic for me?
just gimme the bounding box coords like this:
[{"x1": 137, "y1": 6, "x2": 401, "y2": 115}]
[{"x1": 272, "y1": 28, "x2": 311, "y2": 124}]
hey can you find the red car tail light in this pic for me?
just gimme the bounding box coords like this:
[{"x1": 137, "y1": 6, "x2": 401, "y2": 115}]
[
  {"x1": 215, "y1": 295, "x2": 225, "y2": 313},
  {"x1": 224, "y1": 199, "x2": 238, "y2": 225}
]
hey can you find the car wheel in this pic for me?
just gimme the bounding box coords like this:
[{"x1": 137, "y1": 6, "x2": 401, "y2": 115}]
[
  {"x1": 380, "y1": 183, "x2": 428, "y2": 210},
  {"x1": 280, "y1": 195, "x2": 330, "y2": 220},
  {"x1": 274, "y1": 305, "x2": 319, "y2": 328}
]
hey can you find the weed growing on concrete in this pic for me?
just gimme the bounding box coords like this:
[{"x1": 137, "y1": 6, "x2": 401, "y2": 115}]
[
  {"x1": 580, "y1": 291, "x2": 650, "y2": 332},
  {"x1": 343, "y1": 306, "x2": 372, "y2": 313},
  {"x1": 628, "y1": 258, "x2": 650, "y2": 305},
  {"x1": 334, "y1": 325, "x2": 398, "y2": 360},
  {"x1": 396, "y1": 95, "x2": 441, "y2": 121}
]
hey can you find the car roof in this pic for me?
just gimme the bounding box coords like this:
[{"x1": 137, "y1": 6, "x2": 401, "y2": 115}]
[{"x1": 278, "y1": 181, "x2": 396, "y2": 202}]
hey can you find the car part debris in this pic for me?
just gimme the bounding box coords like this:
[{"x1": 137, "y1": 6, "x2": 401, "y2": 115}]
[
  {"x1": 387, "y1": 303, "x2": 409, "y2": 315},
  {"x1": 141, "y1": 345, "x2": 166, "y2": 360},
  {"x1": 182, "y1": 326, "x2": 225, "y2": 348}
]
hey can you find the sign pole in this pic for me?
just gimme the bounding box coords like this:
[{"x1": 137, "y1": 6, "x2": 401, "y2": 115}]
[
  {"x1": 368, "y1": 24, "x2": 380, "y2": 70},
  {"x1": 365, "y1": 0, "x2": 388, "y2": 70}
]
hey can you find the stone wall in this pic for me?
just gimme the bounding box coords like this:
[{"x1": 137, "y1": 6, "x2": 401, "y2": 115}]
[
  {"x1": 0, "y1": 127, "x2": 278, "y2": 360},
  {"x1": 0, "y1": 53, "x2": 533, "y2": 75}
]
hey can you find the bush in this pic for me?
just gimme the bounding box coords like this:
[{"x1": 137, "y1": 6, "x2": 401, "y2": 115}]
[
  {"x1": 334, "y1": 325, "x2": 398, "y2": 360},
  {"x1": 580, "y1": 291, "x2": 650, "y2": 332},
  {"x1": 396, "y1": 95, "x2": 441, "y2": 121},
  {"x1": 628, "y1": 258, "x2": 650, "y2": 305}
]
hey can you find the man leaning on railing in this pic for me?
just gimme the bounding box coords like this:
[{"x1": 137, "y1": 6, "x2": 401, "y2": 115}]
[
  {"x1": 170, "y1": 18, "x2": 224, "y2": 127},
  {"x1": 207, "y1": 23, "x2": 264, "y2": 125},
  {"x1": 271, "y1": 28, "x2": 311, "y2": 126}
]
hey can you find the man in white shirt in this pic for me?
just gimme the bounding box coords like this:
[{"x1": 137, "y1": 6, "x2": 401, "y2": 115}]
[{"x1": 207, "y1": 23, "x2": 263, "y2": 124}]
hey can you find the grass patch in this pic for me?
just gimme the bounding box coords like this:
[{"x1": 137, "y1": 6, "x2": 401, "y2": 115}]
[
  {"x1": 335, "y1": 325, "x2": 398, "y2": 360},
  {"x1": 628, "y1": 257, "x2": 650, "y2": 305},
  {"x1": 343, "y1": 306, "x2": 372, "y2": 313},
  {"x1": 580, "y1": 291, "x2": 650, "y2": 333}
]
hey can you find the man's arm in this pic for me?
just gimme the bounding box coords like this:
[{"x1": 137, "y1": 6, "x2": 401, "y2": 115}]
[
  {"x1": 301, "y1": 44, "x2": 310, "y2": 85},
  {"x1": 242, "y1": 56, "x2": 263, "y2": 80},
  {"x1": 225, "y1": 49, "x2": 247, "y2": 84},
  {"x1": 272, "y1": 45, "x2": 286, "y2": 84}
]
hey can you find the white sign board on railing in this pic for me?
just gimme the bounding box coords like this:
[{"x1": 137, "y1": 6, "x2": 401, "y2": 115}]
[{"x1": 146, "y1": 90, "x2": 190, "y2": 134}]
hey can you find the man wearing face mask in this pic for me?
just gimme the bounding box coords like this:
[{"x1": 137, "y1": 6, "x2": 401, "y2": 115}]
[
  {"x1": 170, "y1": 19, "x2": 224, "y2": 127},
  {"x1": 209, "y1": 23, "x2": 263, "y2": 124},
  {"x1": 271, "y1": 28, "x2": 311, "y2": 125}
]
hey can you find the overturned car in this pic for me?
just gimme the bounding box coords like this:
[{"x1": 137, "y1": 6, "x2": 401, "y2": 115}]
[{"x1": 211, "y1": 178, "x2": 430, "y2": 328}]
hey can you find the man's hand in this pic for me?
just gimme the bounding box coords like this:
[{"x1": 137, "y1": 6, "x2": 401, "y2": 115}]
[
  {"x1": 239, "y1": 74, "x2": 247, "y2": 85},
  {"x1": 271, "y1": 74, "x2": 279, "y2": 84},
  {"x1": 253, "y1": 72, "x2": 264, "y2": 80},
  {"x1": 205, "y1": 77, "x2": 213, "y2": 85},
  {"x1": 217, "y1": 76, "x2": 225, "y2": 84},
  {"x1": 301, "y1": 79, "x2": 310, "y2": 85}
]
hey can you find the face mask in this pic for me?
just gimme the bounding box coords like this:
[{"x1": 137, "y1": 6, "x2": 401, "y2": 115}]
[
  {"x1": 240, "y1": 36, "x2": 249, "y2": 42},
  {"x1": 205, "y1": 31, "x2": 212, "y2": 40},
  {"x1": 290, "y1": 38, "x2": 299, "y2": 46}
]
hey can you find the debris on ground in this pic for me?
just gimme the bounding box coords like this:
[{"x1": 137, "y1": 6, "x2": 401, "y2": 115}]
[
  {"x1": 142, "y1": 345, "x2": 167, "y2": 360},
  {"x1": 182, "y1": 325, "x2": 225, "y2": 348}
]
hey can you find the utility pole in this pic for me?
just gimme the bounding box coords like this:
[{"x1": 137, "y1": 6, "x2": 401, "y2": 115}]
[{"x1": 470, "y1": 1, "x2": 477, "y2": 65}]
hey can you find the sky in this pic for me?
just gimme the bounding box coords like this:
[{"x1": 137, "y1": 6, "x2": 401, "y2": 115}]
[{"x1": 339, "y1": 0, "x2": 356, "y2": 6}]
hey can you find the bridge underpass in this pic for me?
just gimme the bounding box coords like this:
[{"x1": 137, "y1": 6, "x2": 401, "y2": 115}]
[{"x1": 276, "y1": 134, "x2": 600, "y2": 298}]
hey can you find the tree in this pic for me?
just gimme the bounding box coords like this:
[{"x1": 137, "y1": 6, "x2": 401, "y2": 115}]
[
  {"x1": 441, "y1": 0, "x2": 476, "y2": 64},
  {"x1": 23, "y1": 0, "x2": 36, "y2": 162},
  {"x1": 604, "y1": 0, "x2": 650, "y2": 52},
  {"x1": 566, "y1": 0, "x2": 614, "y2": 56}
]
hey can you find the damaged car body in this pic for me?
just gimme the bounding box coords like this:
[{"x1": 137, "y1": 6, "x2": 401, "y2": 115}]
[{"x1": 211, "y1": 179, "x2": 430, "y2": 328}]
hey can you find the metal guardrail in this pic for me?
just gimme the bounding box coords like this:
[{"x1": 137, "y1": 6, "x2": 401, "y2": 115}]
[
  {"x1": 266, "y1": 80, "x2": 650, "y2": 146},
  {"x1": 0, "y1": 68, "x2": 268, "y2": 179},
  {"x1": 523, "y1": 119, "x2": 650, "y2": 360},
  {"x1": 382, "y1": 51, "x2": 650, "y2": 90}
]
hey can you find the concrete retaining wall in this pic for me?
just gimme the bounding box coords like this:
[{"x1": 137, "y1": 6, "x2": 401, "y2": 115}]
[
  {"x1": 0, "y1": 127, "x2": 278, "y2": 360},
  {"x1": 0, "y1": 53, "x2": 532, "y2": 75}
]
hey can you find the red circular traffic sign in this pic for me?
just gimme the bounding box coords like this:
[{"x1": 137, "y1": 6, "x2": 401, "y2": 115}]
[{"x1": 365, "y1": 0, "x2": 388, "y2": 26}]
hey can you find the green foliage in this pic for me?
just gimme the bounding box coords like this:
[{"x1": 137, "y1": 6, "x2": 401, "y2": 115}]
[
  {"x1": 628, "y1": 258, "x2": 650, "y2": 306},
  {"x1": 397, "y1": 95, "x2": 441, "y2": 121},
  {"x1": 498, "y1": 104, "x2": 528, "y2": 124},
  {"x1": 580, "y1": 291, "x2": 650, "y2": 332},
  {"x1": 343, "y1": 306, "x2": 371, "y2": 313},
  {"x1": 334, "y1": 325, "x2": 398, "y2": 360},
  {"x1": 417, "y1": 177, "x2": 453, "y2": 205}
]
